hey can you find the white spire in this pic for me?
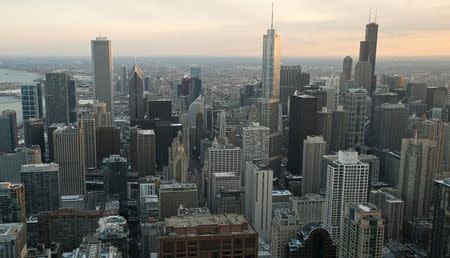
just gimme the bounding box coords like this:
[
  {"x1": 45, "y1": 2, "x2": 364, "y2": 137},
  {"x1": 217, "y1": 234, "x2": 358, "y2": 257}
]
[{"x1": 271, "y1": 2, "x2": 274, "y2": 29}]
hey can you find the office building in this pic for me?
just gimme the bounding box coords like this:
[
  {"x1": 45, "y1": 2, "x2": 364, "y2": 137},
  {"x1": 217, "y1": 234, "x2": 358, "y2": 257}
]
[
  {"x1": 302, "y1": 136, "x2": 327, "y2": 194},
  {"x1": 245, "y1": 161, "x2": 273, "y2": 241},
  {"x1": 242, "y1": 122, "x2": 270, "y2": 163},
  {"x1": 354, "y1": 61, "x2": 372, "y2": 90},
  {"x1": 141, "y1": 221, "x2": 161, "y2": 258},
  {"x1": 21, "y1": 83, "x2": 43, "y2": 120},
  {"x1": 68, "y1": 79, "x2": 77, "y2": 123},
  {"x1": 0, "y1": 223, "x2": 27, "y2": 258},
  {"x1": 359, "y1": 154, "x2": 380, "y2": 184},
  {"x1": 339, "y1": 203, "x2": 384, "y2": 258},
  {"x1": 0, "y1": 110, "x2": 18, "y2": 153},
  {"x1": 317, "y1": 107, "x2": 332, "y2": 152},
  {"x1": 426, "y1": 86, "x2": 448, "y2": 109},
  {"x1": 206, "y1": 140, "x2": 242, "y2": 175},
  {"x1": 23, "y1": 119, "x2": 45, "y2": 162},
  {"x1": 0, "y1": 182, "x2": 26, "y2": 223},
  {"x1": 190, "y1": 67, "x2": 201, "y2": 78},
  {"x1": 91, "y1": 37, "x2": 113, "y2": 117},
  {"x1": 359, "y1": 21, "x2": 378, "y2": 95},
  {"x1": 159, "y1": 183, "x2": 198, "y2": 219},
  {"x1": 96, "y1": 126, "x2": 120, "y2": 165},
  {"x1": 136, "y1": 129, "x2": 156, "y2": 177},
  {"x1": 344, "y1": 88, "x2": 367, "y2": 148},
  {"x1": 261, "y1": 10, "x2": 280, "y2": 100},
  {"x1": 372, "y1": 104, "x2": 408, "y2": 151},
  {"x1": 430, "y1": 178, "x2": 450, "y2": 258},
  {"x1": 406, "y1": 83, "x2": 427, "y2": 102},
  {"x1": 289, "y1": 194, "x2": 325, "y2": 224},
  {"x1": 342, "y1": 56, "x2": 353, "y2": 82},
  {"x1": 129, "y1": 64, "x2": 144, "y2": 123},
  {"x1": 279, "y1": 65, "x2": 310, "y2": 114},
  {"x1": 159, "y1": 213, "x2": 257, "y2": 258},
  {"x1": 120, "y1": 65, "x2": 128, "y2": 95},
  {"x1": 20, "y1": 163, "x2": 60, "y2": 216},
  {"x1": 0, "y1": 146, "x2": 41, "y2": 183},
  {"x1": 208, "y1": 172, "x2": 241, "y2": 213},
  {"x1": 80, "y1": 116, "x2": 97, "y2": 169},
  {"x1": 287, "y1": 222, "x2": 336, "y2": 258},
  {"x1": 53, "y1": 125, "x2": 86, "y2": 196},
  {"x1": 93, "y1": 100, "x2": 111, "y2": 127},
  {"x1": 216, "y1": 189, "x2": 245, "y2": 214},
  {"x1": 45, "y1": 72, "x2": 71, "y2": 125},
  {"x1": 324, "y1": 151, "x2": 369, "y2": 241},
  {"x1": 370, "y1": 189, "x2": 404, "y2": 241},
  {"x1": 330, "y1": 106, "x2": 349, "y2": 152},
  {"x1": 167, "y1": 131, "x2": 188, "y2": 183},
  {"x1": 146, "y1": 98, "x2": 171, "y2": 121},
  {"x1": 102, "y1": 155, "x2": 128, "y2": 202},
  {"x1": 288, "y1": 93, "x2": 318, "y2": 174},
  {"x1": 271, "y1": 208, "x2": 301, "y2": 258},
  {"x1": 399, "y1": 138, "x2": 437, "y2": 218}
]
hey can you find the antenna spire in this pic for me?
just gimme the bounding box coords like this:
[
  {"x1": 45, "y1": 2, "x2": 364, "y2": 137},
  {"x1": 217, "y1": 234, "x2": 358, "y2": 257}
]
[
  {"x1": 374, "y1": 8, "x2": 377, "y2": 23},
  {"x1": 271, "y1": 2, "x2": 274, "y2": 29},
  {"x1": 369, "y1": 8, "x2": 372, "y2": 23}
]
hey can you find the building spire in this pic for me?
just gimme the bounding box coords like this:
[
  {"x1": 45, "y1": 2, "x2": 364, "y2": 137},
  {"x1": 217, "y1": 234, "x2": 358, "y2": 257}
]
[
  {"x1": 374, "y1": 8, "x2": 377, "y2": 23},
  {"x1": 271, "y1": 2, "x2": 274, "y2": 29},
  {"x1": 369, "y1": 8, "x2": 372, "y2": 23}
]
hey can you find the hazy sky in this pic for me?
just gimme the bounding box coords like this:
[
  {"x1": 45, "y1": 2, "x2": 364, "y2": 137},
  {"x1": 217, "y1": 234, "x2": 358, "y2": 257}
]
[{"x1": 2, "y1": 0, "x2": 450, "y2": 57}]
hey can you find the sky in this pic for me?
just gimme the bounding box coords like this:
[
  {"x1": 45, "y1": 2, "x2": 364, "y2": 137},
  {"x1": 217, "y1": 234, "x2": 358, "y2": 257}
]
[{"x1": 1, "y1": 0, "x2": 450, "y2": 57}]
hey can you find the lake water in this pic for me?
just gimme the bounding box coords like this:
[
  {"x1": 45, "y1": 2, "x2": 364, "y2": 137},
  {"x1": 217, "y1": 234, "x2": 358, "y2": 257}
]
[{"x1": 0, "y1": 68, "x2": 42, "y2": 124}]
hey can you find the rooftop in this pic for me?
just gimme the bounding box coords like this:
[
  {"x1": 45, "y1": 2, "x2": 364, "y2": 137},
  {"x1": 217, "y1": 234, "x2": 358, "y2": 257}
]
[
  {"x1": 21, "y1": 163, "x2": 59, "y2": 172},
  {"x1": 165, "y1": 213, "x2": 249, "y2": 229}
]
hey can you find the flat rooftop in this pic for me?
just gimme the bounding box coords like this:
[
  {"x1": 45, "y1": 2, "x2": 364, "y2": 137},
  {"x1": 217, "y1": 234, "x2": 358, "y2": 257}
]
[{"x1": 166, "y1": 213, "x2": 248, "y2": 229}]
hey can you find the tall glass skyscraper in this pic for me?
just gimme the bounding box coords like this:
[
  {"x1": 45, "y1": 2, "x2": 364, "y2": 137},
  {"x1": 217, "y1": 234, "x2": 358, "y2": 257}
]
[
  {"x1": 21, "y1": 83, "x2": 43, "y2": 121},
  {"x1": 261, "y1": 8, "x2": 281, "y2": 100}
]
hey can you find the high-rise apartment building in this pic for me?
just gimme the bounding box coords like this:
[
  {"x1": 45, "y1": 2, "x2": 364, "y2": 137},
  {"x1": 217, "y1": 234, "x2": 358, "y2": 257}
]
[
  {"x1": 206, "y1": 141, "x2": 242, "y2": 175},
  {"x1": 344, "y1": 88, "x2": 367, "y2": 148},
  {"x1": 339, "y1": 203, "x2": 384, "y2": 258},
  {"x1": 430, "y1": 178, "x2": 450, "y2": 258},
  {"x1": 288, "y1": 93, "x2": 318, "y2": 174},
  {"x1": 128, "y1": 64, "x2": 145, "y2": 123},
  {"x1": 0, "y1": 110, "x2": 18, "y2": 153},
  {"x1": 102, "y1": 155, "x2": 128, "y2": 202},
  {"x1": 45, "y1": 72, "x2": 71, "y2": 125},
  {"x1": 0, "y1": 182, "x2": 26, "y2": 223},
  {"x1": 271, "y1": 208, "x2": 301, "y2": 258},
  {"x1": 372, "y1": 103, "x2": 408, "y2": 151},
  {"x1": 302, "y1": 136, "x2": 327, "y2": 194},
  {"x1": 21, "y1": 83, "x2": 43, "y2": 120},
  {"x1": 159, "y1": 183, "x2": 198, "y2": 219},
  {"x1": 80, "y1": 116, "x2": 96, "y2": 169},
  {"x1": 159, "y1": 213, "x2": 257, "y2": 258},
  {"x1": 399, "y1": 138, "x2": 438, "y2": 218},
  {"x1": 136, "y1": 129, "x2": 156, "y2": 177},
  {"x1": 20, "y1": 163, "x2": 60, "y2": 216},
  {"x1": 324, "y1": 151, "x2": 369, "y2": 241},
  {"x1": 245, "y1": 160, "x2": 273, "y2": 242},
  {"x1": 242, "y1": 122, "x2": 270, "y2": 163},
  {"x1": 53, "y1": 125, "x2": 86, "y2": 196},
  {"x1": 91, "y1": 37, "x2": 113, "y2": 117},
  {"x1": 370, "y1": 188, "x2": 404, "y2": 241}
]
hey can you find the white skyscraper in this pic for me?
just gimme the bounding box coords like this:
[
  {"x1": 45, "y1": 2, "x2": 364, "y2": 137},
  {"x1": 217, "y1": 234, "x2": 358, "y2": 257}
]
[
  {"x1": 91, "y1": 37, "x2": 113, "y2": 119},
  {"x1": 207, "y1": 140, "x2": 243, "y2": 175},
  {"x1": 242, "y1": 123, "x2": 270, "y2": 163},
  {"x1": 302, "y1": 136, "x2": 327, "y2": 194},
  {"x1": 245, "y1": 160, "x2": 273, "y2": 242},
  {"x1": 323, "y1": 151, "x2": 369, "y2": 241}
]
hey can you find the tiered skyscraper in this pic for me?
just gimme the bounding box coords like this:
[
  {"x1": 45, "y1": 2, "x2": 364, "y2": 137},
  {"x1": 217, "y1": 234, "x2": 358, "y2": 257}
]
[
  {"x1": 129, "y1": 64, "x2": 145, "y2": 124},
  {"x1": 91, "y1": 36, "x2": 113, "y2": 119}
]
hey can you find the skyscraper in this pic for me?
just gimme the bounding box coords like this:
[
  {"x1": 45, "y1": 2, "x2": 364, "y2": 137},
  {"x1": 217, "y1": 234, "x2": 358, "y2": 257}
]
[
  {"x1": 0, "y1": 146, "x2": 41, "y2": 183},
  {"x1": 102, "y1": 155, "x2": 128, "y2": 203},
  {"x1": 399, "y1": 138, "x2": 437, "y2": 218},
  {"x1": 21, "y1": 83, "x2": 43, "y2": 120},
  {"x1": 287, "y1": 93, "x2": 318, "y2": 174},
  {"x1": 208, "y1": 172, "x2": 241, "y2": 212},
  {"x1": 262, "y1": 6, "x2": 280, "y2": 100},
  {"x1": 120, "y1": 65, "x2": 128, "y2": 95},
  {"x1": 93, "y1": 100, "x2": 111, "y2": 127},
  {"x1": 0, "y1": 223, "x2": 27, "y2": 258},
  {"x1": 324, "y1": 151, "x2": 369, "y2": 241},
  {"x1": 339, "y1": 203, "x2": 384, "y2": 258},
  {"x1": 344, "y1": 88, "x2": 367, "y2": 148},
  {"x1": 0, "y1": 182, "x2": 26, "y2": 223},
  {"x1": 45, "y1": 72, "x2": 71, "y2": 125},
  {"x1": 245, "y1": 160, "x2": 273, "y2": 242},
  {"x1": 279, "y1": 65, "x2": 310, "y2": 114},
  {"x1": 68, "y1": 79, "x2": 77, "y2": 123},
  {"x1": 271, "y1": 208, "x2": 302, "y2": 258},
  {"x1": 0, "y1": 110, "x2": 18, "y2": 153},
  {"x1": 242, "y1": 122, "x2": 270, "y2": 163},
  {"x1": 359, "y1": 21, "x2": 378, "y2": 95},
  {"x1": 168, "y1": 131, "x2": 188, "y2": 183},
  {"x1": 23, "y1": 118, "x2": 45, "y2": 162},
  {"x1": 80, "y1": 116, "x2": 97, "y2": 169},
  {"x1": 330, "y1": 106, "x2": 349, "y2": 152},
  {"x1": 406, "y1": 82, "x2": 427, "y2": 102},
  {"x1": 218, "y1": 111, "x2": 226, "y2": 140},
  {"x1": 91, "y1": 36, "x2": 113, "y2": 117},
  {"x1": 128, "y1": 64, "x2": 145, "y2": 123},
  {"x1": 342, "y1": 56, "x2": 353, "y2": 82},
  {"x1": 372, "y1": 103, "x2": 408, "y2": 151},
  {"x1": 158, "y1": 183, "x2": 198, "y2": 219},
  {"x1": 53, "y1": 125, "x2": 86, "y2": 196},
  {"x1": 302, "y1": 136, "x2": 327, "y2": 194},
  {"x1": 20, "y1": 163, "x2": 60, "y2": 215},
  {"x1": 369, "y1": 188, "x2": 404, "y2": 241},
  {"x1": 136, "y1": 129, "x2": 156, "y2": 177},
  {"x1": 430, "y1": 178, "x2": 450, "y2": 258}
]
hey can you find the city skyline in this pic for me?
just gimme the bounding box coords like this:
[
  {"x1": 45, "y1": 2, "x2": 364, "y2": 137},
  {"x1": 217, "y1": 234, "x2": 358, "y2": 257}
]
[{"x1": 2, "y1": 0, "x2": 450, "y2": 57}]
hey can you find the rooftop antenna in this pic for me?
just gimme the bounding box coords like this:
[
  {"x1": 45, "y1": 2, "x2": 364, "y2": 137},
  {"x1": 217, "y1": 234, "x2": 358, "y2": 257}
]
[
  {"x1": 134, "y1": 56, "x2": 136, "y2": 65},
  {"x1": 271, "y1": 2, "x2": 274, "y2": 29},
  {"x1": 369, "y1": 8, "x2": 372, "y2": 23},
  {"x1": 374, "y1": 8, "x2": 377, "y2": 23}
]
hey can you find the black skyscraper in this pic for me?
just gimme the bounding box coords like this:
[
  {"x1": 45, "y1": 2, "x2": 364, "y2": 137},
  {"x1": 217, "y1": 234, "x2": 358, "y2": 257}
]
[
  {"x1": 0, "y1": 110, "x2": 18, "y2": 153},
  {"x1": 287, "y1": 92, "x2": 318, "y2": 175},
  {"x1": 359, "y1": 22, "x2": 378, "y2": 95},
  {"x1": 68, "y1": 79, "x2": 77, "y2": 123},
  {"x1": 24, "y1": 118, "x2": 46, "y2": 162}
]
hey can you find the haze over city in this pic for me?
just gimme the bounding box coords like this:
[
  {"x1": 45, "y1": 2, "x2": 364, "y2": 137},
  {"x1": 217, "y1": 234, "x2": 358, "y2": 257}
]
[{"x1": 2, "y1": 0, "x2": 450, "y2": 56}]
